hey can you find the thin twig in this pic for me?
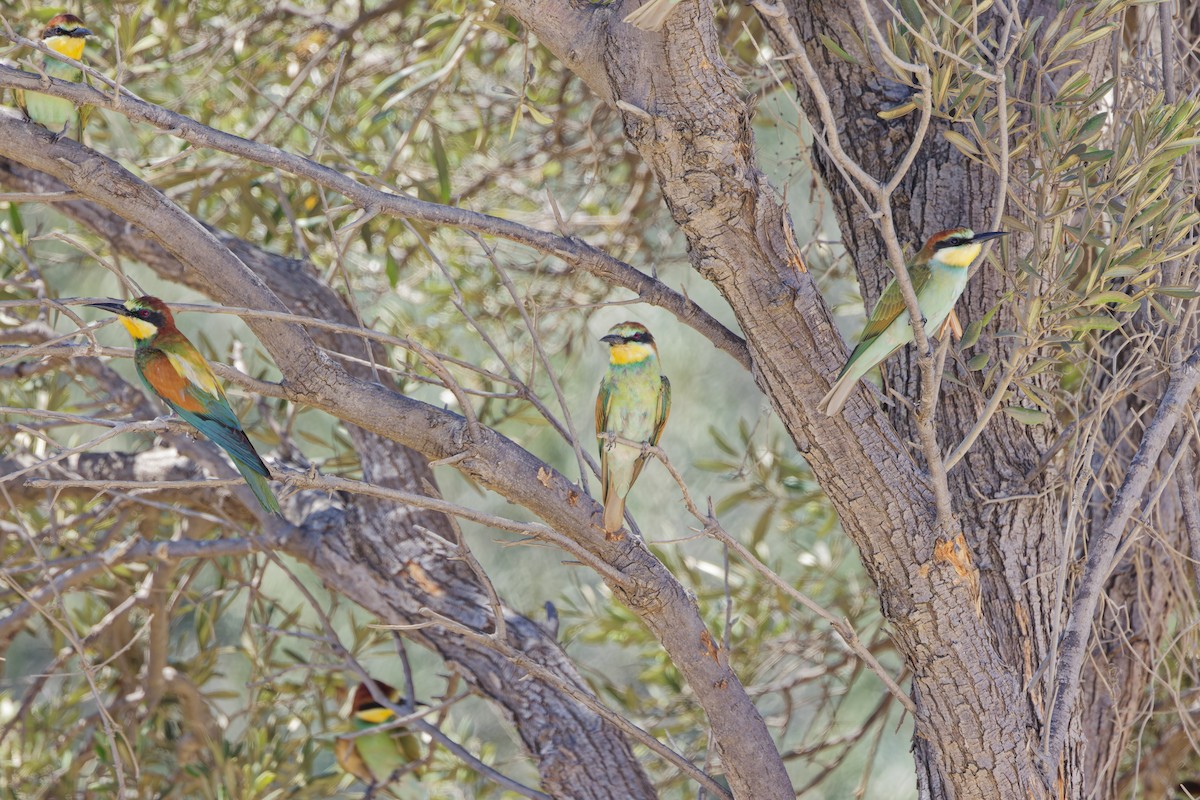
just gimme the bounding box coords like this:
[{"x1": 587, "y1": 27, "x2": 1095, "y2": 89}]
[
  {"x1": 408, "y1": 608, "x2": 732, "y2": 799},
  {"x1": 1043, "y1": 345, "x2": 1200, "y2": 772},
  {"x1": 624, "y1": 436, "x2": 917, "y2": 715}
]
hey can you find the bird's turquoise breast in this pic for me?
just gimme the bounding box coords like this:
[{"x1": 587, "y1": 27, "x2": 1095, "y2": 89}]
[
  {"x1": 889, "y1": 263, "x2": 969, "y2": 334},
  {"x1": 918, "y1": 263, "x2": 971, "y2": 330}
]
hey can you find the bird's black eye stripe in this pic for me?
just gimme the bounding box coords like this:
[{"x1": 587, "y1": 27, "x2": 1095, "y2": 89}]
[{"x1": 44, "y1": 26, "x2": 87, "y2": 38}]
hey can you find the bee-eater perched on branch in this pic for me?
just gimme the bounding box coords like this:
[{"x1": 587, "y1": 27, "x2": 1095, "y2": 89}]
[
  {"x1": 87, "y1": 296, "x2": 281, "y2": 516},
  {"x1": 15, "y1": 13, "x2": 94, "y2": 140},
  {"x1": 818, "y1": 227, "x2": 1008, "y2": 417},
  {"x1": 335, "y1": 681, "x2": 423, "y2": 788},
  {"x1": 596, "y1": 322, "x2": 671, "y2": 538}
]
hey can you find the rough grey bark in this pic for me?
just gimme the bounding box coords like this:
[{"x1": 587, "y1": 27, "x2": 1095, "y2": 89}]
[
  {"x1": 497, "y1": 0, "x2": 1046, "y2": 795},
  {"x1": 0, "y1": 117, "x2": 760, "y2": 795}
]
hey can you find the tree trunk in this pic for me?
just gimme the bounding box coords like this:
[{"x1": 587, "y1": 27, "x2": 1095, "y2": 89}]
[{"x1": 502, "y1": 0, "x2": 1197, "y2": 796}]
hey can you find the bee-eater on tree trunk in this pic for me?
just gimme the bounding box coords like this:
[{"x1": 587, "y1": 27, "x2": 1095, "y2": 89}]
[
  {"x1": 15, "y1": 13, "x2": 94, "y2": 140},
  {"x1": 596, "y1": 322, "x2": 671, "y2": 538},
  {"x1": 818, "y1": 227, "x2": 1007, "y2": 416},
  {"x1": 87, "y1": 296, "x2": 281, "y2": 515},
  {"x1": 335, "y1": 681, "x2": 423, "y2": 788}
]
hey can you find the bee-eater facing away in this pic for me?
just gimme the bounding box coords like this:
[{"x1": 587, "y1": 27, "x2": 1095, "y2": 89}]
[
  {"x1": 818, "y1": 228, "x2": 1008, "y2": 417},
  {"x1": 15, "y1": 13, "x2": 94, "y2": 139},
  {"x1": 596, "y1": 322, "x2": 671, "y2": 537},
  {"x1": 87, "y1": 296, "x2": 281, "y2": 515},
  {"x1": 335, "y1": 681, "x2": 423, "y2": 788}
]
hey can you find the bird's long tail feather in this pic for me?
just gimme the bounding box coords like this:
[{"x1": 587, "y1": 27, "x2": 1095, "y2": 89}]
[
  {"x1": 623, "y1": 0, "x2": 679, "y2": 30},
  {"x1": 234, "y1": 458, "x2": 281, "y2": 516},
  {"x1": 602, "y1": 493, "x2": 626, "y2": 536},
  {"x1": 818, "y1": 374, "x2": 859, "y2": 417}
]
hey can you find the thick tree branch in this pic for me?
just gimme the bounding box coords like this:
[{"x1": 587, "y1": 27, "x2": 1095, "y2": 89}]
[
  {"x1": 0, "y1": 111, "x2": 742, "y2": 798},
  {"x1": 0, "y1": 138, "x2": 660, "y2": 797},
  {"x1": 497, "y1": 0, "x2": 1048, "y2": 795}
]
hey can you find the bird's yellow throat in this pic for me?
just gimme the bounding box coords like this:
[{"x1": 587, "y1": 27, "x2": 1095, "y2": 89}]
[
  {"x1": 46, "y1": 35, "x2": 86, "y2": 60},
  {"x1": 118, "y1": 315, "x2": 158, "y2": 340},
  {"x1": 355, "y1": 706, "x2": 396, "y2": 725},
  {"x1": 609, "y1": 342, "x2": 654, "y2": 365},
  {"x1": 936, "y1": 242, "x2": 983, "y2": 268}
]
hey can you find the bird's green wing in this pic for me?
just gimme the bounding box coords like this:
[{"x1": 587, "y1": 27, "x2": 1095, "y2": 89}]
[
  {"x1": 839, "y1": 263, "x2": 933, "y2": 378},
  {"x1": 650, "y1": 375, "x2": 671, "y2": 447},
  {"x1": 13, "y1": 87, "x2": 28, "y2": 120},
  {"x1": 138, "y1": 347, "x2": 268, "y2": 478},
  {"x1": 137, "y1": 345, "x2": 279, "y2": 515},
  {"x1": 629, "y1": 375, "x2": 670, "y2": 487},
  {"x1": 596, "y1": 380, "x2": 613, "y2": 488}
]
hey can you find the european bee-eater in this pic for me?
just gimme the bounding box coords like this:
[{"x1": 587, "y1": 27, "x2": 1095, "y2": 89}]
[
  {"x1": 596, "y1": 322, "x2": 671, "y2": 537},
  {"x1": 623, "y1": 0, "x2": 684, "y2": 30},
  {"x1": 87, "y1": 296, "x2": 281, "y2": 515},
  {"x1": 335, "y1": 681, "x2": 423, "y2": 788},
  {"x1": 15, "y1": 13, "x2": 94, "y2": 140},
  {"x1": 818, "y1": 228, "x2": 1007, "y2": 416}
]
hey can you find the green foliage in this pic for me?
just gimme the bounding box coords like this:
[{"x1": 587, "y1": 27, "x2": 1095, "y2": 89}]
[{"x1": 4, "y1": 0, "x2": 1197, "y2": 795}]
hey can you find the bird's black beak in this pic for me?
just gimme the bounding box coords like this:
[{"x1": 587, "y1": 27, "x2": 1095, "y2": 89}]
[
  {"x1": 87, "y1": 300, "x2": 130, "y2": 316},
  {"x1": 600, "y1": 334, "x2": 624, "y2": 345},
  {"x1": 74, "y1": 28, "x2": 94, "y2": 37},
  {"x1": 972, "y1": 231, "x2": 1008, "y2": 243}
]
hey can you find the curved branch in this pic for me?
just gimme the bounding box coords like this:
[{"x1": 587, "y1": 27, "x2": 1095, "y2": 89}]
[
  {"x1": 0, "y1": 111, "x2": 739, "y2": 799},
  {"x1": 0, "y1": 63, "x2": 750, "y2": 371}
]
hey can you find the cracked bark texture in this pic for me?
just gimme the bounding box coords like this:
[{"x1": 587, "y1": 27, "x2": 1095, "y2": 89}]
[
  {"x1": 0, "y1": 61, "x2": 788, "y2": 790},
  {"x1": 753, "y1": 2, "x2": 1180, "y2": 797}
]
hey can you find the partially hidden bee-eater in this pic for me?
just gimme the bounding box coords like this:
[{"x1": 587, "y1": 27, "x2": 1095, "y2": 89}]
[
  {"x1": 596, "y1": 322, "x2": 671, "y2": 537},
  {"x1": 15, "y1": 13, "x2": 94, "y2": 140},
  {"x1": 335, "y1": 681, "x2": 423, "y2": 788},
  {"x1": 87, "y1": 296, "x2": 281, "y2": 515},
  {"x1": 623, "y1": 0, "x2": 684, "y2": 30},
  {"x1": 818, "y1": 228, "x2": 1007, "y2": 416}
]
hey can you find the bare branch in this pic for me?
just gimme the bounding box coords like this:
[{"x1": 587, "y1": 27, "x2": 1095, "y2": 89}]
[
  {"x1": 1044, "y1": 345, "x2": 1200, "y2": 771},
  {"x1": 0, "y1": 64, "x2": 750, "y2": 370}
]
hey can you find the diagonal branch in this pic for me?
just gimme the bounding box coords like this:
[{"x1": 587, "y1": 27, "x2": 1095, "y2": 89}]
[
  {"x1": 0, "y1": 106, "x2": 745, "y2": 800},
  {"x1": 1043, "y1": 344, "x2": 1200, "y2": 772},
  {"x1": 0, "y1": 62, "x2": 749, "y2": 370}
]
